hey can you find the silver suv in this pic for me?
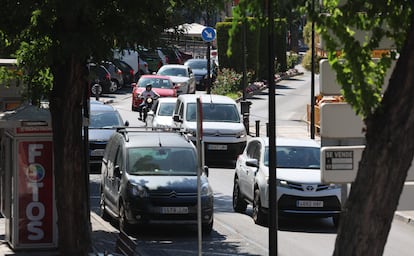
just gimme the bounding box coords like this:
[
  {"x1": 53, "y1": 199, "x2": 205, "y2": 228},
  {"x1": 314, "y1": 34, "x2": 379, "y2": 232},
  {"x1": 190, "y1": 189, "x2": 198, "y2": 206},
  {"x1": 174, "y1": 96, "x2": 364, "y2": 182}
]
[{"x1": 99, "y1": 129, "x2": 214, "y2": 234}]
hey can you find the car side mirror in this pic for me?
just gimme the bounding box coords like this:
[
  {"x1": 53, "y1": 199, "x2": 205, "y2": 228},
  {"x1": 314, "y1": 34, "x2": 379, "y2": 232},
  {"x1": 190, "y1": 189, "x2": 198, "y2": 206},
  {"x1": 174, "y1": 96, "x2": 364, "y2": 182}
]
[
  {"x1": 124, "y1": 120, "x2": 130, "y2": 127},
  {"x1": 246, "y1": 159, "x2": 259, "y2": 168},
  {"x1": 173, "y1": 114, "x2": 182, "y2": 123},
  {"x1": 114, "y1": 165, "x2": 122, "y2": 177},
  {"x1": 203, "y1": 166, "x2": 209, "y2": 177}
]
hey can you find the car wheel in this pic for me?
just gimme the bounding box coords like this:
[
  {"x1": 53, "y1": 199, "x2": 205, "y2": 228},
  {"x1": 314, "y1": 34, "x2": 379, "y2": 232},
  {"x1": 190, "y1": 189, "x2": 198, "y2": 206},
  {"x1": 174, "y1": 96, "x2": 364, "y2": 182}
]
[
  {"x1": 91, "y1": 83, "x2": 102, "y2": 96},
  {"x1": 253, "y1": 188, "x2": 266, "y2": 225},
  {"x1": 99, "y1": 192, "x2": 111, "y2": 221},
  {"x1": 119, "y1": 203, "x2": 133, "y2": 234},
  {"x1": 113, "y1": 79, "x2": 121, "y2": 90},
  {"x1": 202, "y1": 219, "x2": 214, "y2": 235},
  {"x1": 108, "y1": 81, "x2": 118, "y2": 93},
  {"x1": 232, "y1": 178, "x2": 247, "y2": 213},
  {"x1": 333, "y1": 215, "x2": 340, "y2": 228}
]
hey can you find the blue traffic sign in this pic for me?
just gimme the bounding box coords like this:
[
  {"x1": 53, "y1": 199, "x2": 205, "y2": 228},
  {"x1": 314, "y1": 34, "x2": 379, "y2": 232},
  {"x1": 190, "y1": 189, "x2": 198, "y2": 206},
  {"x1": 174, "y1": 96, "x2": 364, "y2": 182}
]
[{"x1": 201, "y1": 27, "x2": 216, "y2": 42}]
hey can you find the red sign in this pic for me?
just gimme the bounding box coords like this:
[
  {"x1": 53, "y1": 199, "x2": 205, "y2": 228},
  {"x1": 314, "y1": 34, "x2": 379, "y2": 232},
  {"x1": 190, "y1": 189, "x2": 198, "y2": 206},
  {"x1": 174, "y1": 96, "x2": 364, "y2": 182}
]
[{"x1": 18, "y1": 140, "x2": 54, "y2": 245}]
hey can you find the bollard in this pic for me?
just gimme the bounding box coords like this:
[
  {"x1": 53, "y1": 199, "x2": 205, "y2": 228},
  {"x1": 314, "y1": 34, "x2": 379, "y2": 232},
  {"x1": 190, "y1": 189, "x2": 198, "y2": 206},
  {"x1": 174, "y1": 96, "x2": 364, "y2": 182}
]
[
  {"x1": 256, "y1": 120, "x2": 260, "y2": 137},
  {"x1": 266, "y1": 123, "x2": 269, "y2": 137},
  {"x1": 240, "y1": 100, "x2": 252, "y2": 135}
]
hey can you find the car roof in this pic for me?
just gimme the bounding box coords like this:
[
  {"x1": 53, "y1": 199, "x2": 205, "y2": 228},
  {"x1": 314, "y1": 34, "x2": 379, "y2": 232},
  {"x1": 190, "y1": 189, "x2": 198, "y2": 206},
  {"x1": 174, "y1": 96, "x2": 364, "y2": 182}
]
[
  {"x1": 138, "y1": 74, "x2": 172, "y2": 80},
  {"x1": 90, "y1": 101, "x2": 118, "y2": 112},
  {"x1": 159, "y1": 64, "x2": 187, "y2": 69},
  {"x1": 157, "y1": 97, "x2": 178, "y2": 103},
  {"x1": 255, "y1": 137, "x2": 320, "y2": 148},
  {"x1": 123, "y1": 131, "x2": 194, "y2": 148},
  {"x1": 177, "y1": 94, "x2": 237, "y2": 104}
]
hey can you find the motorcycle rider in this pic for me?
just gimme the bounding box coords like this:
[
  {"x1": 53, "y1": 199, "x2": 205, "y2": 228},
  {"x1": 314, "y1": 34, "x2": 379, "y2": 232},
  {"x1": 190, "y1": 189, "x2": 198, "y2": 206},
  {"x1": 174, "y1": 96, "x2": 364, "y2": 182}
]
[{"x1": 138, "y1": 83, "x2": 160, "y2": 120}]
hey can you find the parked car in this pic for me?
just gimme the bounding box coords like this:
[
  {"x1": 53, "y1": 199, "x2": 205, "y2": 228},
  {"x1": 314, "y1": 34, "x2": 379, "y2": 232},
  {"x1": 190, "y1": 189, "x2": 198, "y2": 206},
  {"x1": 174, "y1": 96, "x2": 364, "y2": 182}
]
[
  {"x1": 157, "y1": 47, "x2": 183, "y2": 65},
  {"x1": 131, "y1": 75, "x2": 177, "y2": 111},
  {"x1": 184, "y1": 58, "x2": 218, "y2": 90},
  {"x1": 88, "y1": 100, "x2": 129, "y2": 172},
  {"x1": 102, "y1": 61, "x2": 124, "y2": 90},
  {"x1": 113, "y1": 49, "x2": 149, "y2": 81},
  {"x1": 112, "y1": 59, "x2": 135, "y2": 86},
  {"x1": 172, "y1": 94, "x2": 247, "y2": 164},
  {"x1": 99, "y1": 129, "x2": 214, "y2": 234},
  {"x1": 147, "y1": 97, "x2": 178, "y2": 130},
  {"x1": 232, "y1": 137, "x2": 342, "y2": 226},
  {"x1": 88, "y1": 63, "x2": 118, "y2": 95},
  {"x1": 137, "y1": 48, "x2": 164, "y2": 73},
  {"x1": 156, "y1": 64, "x2": 196, "y2": 95}
]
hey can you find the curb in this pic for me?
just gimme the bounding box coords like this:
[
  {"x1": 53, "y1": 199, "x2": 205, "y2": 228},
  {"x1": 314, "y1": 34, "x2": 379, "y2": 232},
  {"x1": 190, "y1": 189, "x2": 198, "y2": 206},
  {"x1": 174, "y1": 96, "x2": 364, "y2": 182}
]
[{"x1": 394, "y1": 211, "x2": 414, "y2": 227}]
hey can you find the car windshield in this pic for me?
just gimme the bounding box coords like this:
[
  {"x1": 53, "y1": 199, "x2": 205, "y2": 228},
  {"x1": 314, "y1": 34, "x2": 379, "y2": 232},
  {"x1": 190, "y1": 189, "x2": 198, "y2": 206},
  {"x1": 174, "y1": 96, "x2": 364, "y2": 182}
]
[
  {"x1": 264, "y1": 146, "x2": 320, "y2": 169},
  {"x1": 186, "y1": 103, "x2": 240, "y2": 122},
  {"x1": 90, "y1": 111, "x2": 122, "y2": 128},
  {"x1": 158, "y1": 68, "x2": 187, "y2": 77},
  {"x1": 127, "y1": 147, "x2": 197, "y2": 175},
  {"x1": 186, "y1": 60, "x2": 214, "y2": 70},
  {"x1": 158, "y1": 102, "x2": 175, "y2": 116},
  {"x1": 138, "y1": 77, "x2": 172, "y2": 89}
]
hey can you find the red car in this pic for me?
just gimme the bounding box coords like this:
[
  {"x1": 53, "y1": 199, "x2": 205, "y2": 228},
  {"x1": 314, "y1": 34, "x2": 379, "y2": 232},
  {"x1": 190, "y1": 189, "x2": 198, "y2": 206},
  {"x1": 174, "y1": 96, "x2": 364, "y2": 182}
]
[{"x1": 131, "y1": 75, "x2": 177, "y2": 111}]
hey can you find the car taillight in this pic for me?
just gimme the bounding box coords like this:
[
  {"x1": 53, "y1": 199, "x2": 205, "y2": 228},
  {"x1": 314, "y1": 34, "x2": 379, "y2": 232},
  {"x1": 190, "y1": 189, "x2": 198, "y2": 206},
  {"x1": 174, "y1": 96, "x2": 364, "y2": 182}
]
[
  {"x1": 165, "y1": 56, "x2": 169, "y2": 64},
  {"x1": 130, "y1": 69, "x2": 134, "y2": 76},
  {"x1": 105, "y1": 73, "x2": 110, "y2": 80}
]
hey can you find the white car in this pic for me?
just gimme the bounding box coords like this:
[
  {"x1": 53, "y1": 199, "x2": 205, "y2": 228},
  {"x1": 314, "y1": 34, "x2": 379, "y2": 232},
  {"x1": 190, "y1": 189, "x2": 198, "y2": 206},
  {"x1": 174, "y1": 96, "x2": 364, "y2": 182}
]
[
  {"x1": 157, "y1": 64, "x2": 196, "y2": 95},
  {"x1": 147, "y1": 97, "x2": 177, "y2": 130},
  {"x1": 232, "y1": 137, "x2": 342, "y2": 226},
  {"x1": 172, "y1": 94, "x2": 247, "y2": 164}
]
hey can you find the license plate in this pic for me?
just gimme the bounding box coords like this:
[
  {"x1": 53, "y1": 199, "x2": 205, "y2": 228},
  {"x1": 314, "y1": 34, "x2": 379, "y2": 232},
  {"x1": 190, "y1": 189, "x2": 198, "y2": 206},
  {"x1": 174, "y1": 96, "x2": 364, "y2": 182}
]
[
  {"x1": 208, "y1": 144, "x2": 227, "y2": 150},
  {"x1": 90, "y1": 149, "x2": 105, "y2": 157},
  {"x1": 296, "y1": 200, "x2": 324, "y2": 207},
  {"x1": 160, "y1": 207, "x2": 189, "y2": 214}
]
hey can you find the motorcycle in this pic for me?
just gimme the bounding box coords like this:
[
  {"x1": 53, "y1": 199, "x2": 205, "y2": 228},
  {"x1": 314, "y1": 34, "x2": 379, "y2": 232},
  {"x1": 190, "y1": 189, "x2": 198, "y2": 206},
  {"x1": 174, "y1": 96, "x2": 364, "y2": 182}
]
[{"x1": 140, "y1": 95, "x2": 157, "y2": 123}]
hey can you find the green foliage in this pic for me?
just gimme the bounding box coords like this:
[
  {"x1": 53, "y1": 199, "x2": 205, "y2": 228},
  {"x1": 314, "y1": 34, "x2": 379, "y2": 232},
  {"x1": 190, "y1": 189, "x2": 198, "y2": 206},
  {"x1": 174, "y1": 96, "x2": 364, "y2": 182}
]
[
  {"x1": 211, "y1": 68, "x2": 243, "y2": 96},
  {"x1": 313, "y1": 0, "x2": 412, "y2": 117},
  {"x1": 217, "y1": 18, "x2": 287, "y2": 81},
  {"x1": 211, "y1": 68, "x2": 255, "y2": 97},
  {"x1": 300, "y1": 50, "x2": 322, "y2": 74},
  {"x1": 286, "y1": 52, "x2": 300, "y2": 69}
]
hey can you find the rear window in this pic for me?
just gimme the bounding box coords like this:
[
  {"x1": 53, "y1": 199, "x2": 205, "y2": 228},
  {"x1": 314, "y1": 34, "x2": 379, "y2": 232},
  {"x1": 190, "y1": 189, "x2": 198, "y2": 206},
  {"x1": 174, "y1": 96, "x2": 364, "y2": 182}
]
[
  {"x1": 137, "y1": 77, "x2": 172, "y2": 89},
  {"x1": 127, "y1": 147, "x2": 196, "y2": 175},
  {"x1": 186, "y1": 103, "x2": 240, "y2": 122},
  {"x1": 90, "y1": 111, "x2": 123, "y2": 128}
]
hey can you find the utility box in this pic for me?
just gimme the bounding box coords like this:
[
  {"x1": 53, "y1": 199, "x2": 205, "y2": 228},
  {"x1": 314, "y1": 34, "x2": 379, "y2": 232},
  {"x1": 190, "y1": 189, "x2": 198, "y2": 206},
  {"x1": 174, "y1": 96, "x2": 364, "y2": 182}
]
[{"x1": 0, "y1": 105, "x2": 57, "y2": 250}]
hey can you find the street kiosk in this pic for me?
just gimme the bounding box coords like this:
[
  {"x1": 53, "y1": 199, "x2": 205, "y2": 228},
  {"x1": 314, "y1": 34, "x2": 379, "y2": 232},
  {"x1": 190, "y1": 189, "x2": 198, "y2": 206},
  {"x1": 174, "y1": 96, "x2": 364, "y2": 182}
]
[{"x1": 0, "y1": 104, "x2": 57, "y2": 250}]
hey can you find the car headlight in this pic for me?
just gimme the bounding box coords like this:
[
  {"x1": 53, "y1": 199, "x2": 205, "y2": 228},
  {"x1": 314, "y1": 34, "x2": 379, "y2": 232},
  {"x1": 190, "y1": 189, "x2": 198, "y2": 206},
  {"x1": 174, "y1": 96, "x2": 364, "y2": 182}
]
[
  {"x1": 201, "y1": 183, "x2": 212, "y2": 196},
  {"x1": 277, "y1": 179, "x2": 290, "y2": 188},
  {"x1": 128, "y1": 183, "x2": 148, "y2": 198},
  {"x1": 328, "y1": 183, "x2": 341, "y2": 189},
  {"x1": 236, "y1": 130, "x2": 247, "y2": 138}
]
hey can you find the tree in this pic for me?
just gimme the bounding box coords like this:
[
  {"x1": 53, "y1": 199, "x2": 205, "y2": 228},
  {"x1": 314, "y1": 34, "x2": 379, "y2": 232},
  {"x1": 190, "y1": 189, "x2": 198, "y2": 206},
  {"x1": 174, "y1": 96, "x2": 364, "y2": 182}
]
[
  {"x1": 0, "y1": 0, "x2": 218, "y2": 254},
  {"x1": 233, "y1": 0, "x2": 414, "y2": 255},
  {"x1": 312, "y1": 0, "x2": 413, "y2": 255}
]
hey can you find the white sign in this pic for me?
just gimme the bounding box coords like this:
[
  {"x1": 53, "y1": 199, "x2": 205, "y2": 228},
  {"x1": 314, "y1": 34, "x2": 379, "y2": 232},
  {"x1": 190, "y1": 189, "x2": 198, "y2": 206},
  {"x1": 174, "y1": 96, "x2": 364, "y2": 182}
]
[{"x1": 321, "y1": 146, "x2": 365, "y2": 183}]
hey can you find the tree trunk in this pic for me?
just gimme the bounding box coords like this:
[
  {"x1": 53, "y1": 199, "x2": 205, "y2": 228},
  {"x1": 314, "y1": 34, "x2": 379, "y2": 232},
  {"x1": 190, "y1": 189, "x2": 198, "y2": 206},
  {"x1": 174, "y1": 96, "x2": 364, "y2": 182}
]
[
  {"x1": 334, "y1": 14, "x2": 414, "y2": 255},
  {"x1": 49, "y1": 57, "x2": 91, "y2": 255}
]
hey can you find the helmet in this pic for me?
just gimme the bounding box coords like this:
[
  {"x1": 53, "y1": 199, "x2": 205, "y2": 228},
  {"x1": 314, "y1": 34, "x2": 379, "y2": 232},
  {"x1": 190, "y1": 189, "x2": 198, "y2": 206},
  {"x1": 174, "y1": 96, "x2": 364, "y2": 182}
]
[{"x1": 145, "y1": 83, "x2": 152, "y2": 89}]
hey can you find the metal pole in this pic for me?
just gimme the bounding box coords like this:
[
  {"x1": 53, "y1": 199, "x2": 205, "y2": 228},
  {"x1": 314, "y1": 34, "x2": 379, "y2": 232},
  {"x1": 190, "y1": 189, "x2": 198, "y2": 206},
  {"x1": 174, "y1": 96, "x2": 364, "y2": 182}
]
[
  {"x1": 267, "y1": 0, "x2": 278, "y2": 255},
  {"x1": 207, "y1": 42, "x2": 211, "y2": 94},
  {"x1": 196, "y1": 97, "x2": 203, "y2": 256},
  {"x1": 310, "y1": 0, "x2": 316, "y2": 139}
]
